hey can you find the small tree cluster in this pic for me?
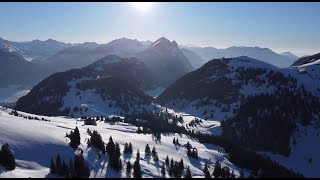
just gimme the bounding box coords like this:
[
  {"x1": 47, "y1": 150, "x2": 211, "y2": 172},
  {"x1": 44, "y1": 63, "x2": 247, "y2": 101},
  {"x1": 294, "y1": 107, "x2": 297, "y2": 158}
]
[
  {"x1": 0, "y1": 143, "x2": 16, "y2": 170},
  {"x1": 187, "y1": 148, "x2": 198, "y2": 159},
  {"x1": 172, "y1": 137, "x2": 180, "y2": 145},
  {"x1": 106, "y1": 136, "x2": 122, "y2": 171},
  {"x1": 67, "y1": 127, "x2": 81, "y2": 150},
  {"x1": 50, "y1": 154, "x2": 90, "y2": 178},
  {"x1": 87, "y1": 130, "x2": 105, "y2": 153},
  {"x1": 123, "y1": 142, "x2": 133, "y2": 154},
  {"x1": 84, "y1": 118, "x2": 97, "y2": 126},
  {"x1": 212, "y1": 160, "x2": 235, "y2": 178},
  {"x1": 169, "y1": 158, "x2": 183, "y2": 178}
]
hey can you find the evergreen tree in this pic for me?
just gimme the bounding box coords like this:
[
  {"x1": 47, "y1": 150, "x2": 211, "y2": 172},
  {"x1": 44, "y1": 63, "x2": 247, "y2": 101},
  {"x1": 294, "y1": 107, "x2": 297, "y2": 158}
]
[
  {"x1": 90, "y1": 130, "x2": 105, "y2": 153},
  {"x1": 173, "y1": 137, "x2": 176, "y2": 144},
  {"x1": 69, "y1": 126, "x2": 81, "y2": 150},
  {"x1": 69, "y1": 158, "x2": 75, "y2": 178},
  {"x1": 73, "y1": 127, "x2": 81, "y2": 147},
  {"x1": 74, "y1": 154, "x2": 90, "y2": 178},
  {"x1": 203, "y1": 162, "x2": 210, "y2": 178},
  {"x1": 165, "y1": 155, "x2": 169, "y2": 165},
  {"x1": 0, "y1": 143, "x2": 16, "y2": 170},
  {"x1": 161, "y1": 163, "x2": 166, "y2": 176},
  {"x1": 213, "y1": 160, "x2": 221, "y2": 178},
  {"x1": 179, "y1": 158, "x2": 184, "y2": 170},
  {"x1": 176, "y1": 138, "x2": 179, "y2": 145},
  {"x1": 186, "y1": 141, "x2": 191, "y2": 150},
  {"x1": 56, "y1": 154, "x2": 63, "y2": 176},
  {"x1": 136, "y1": 149, "x2": 140, "y2": 162},
  {"x1": 185, "y1": 166, "x2": 192, "y2": 178},
  {"x1": 50, "y1": 157, "x2": 55, "y2": 174},
  {"x1": 106, "y1": 136, "x2": 115, "y2": 155},
  {"x1": 129, "y1": 142, "x2": 133, "y2": 153},
  {"x1": 126, "y1": 161, "x2": 132, "y2": 173},
  {"x1": 124, "y1": 143, "x2": 129, "y2": 153},
  {"x1": 133, "y1": 160, "x2": 142, "y2": 178},
  {"x1": 151, "y1": 146, "x2": 157, "y2": 157},
  {"x1": 145, "y1": 144, "x2": 151, "y2": 155}
]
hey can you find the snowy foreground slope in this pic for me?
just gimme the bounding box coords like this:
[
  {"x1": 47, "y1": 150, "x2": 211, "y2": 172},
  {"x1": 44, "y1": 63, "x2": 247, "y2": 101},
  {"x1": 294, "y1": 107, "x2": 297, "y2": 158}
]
[{"x1": 0, "y1": 106, "x2": 240, "y2": 178}]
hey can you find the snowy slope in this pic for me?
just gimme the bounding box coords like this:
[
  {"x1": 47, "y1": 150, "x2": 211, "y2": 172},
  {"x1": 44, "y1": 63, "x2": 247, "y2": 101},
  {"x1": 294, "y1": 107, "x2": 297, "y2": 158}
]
[{"x1": 0, "y1": 106, "x2": 241, "y2": 178}]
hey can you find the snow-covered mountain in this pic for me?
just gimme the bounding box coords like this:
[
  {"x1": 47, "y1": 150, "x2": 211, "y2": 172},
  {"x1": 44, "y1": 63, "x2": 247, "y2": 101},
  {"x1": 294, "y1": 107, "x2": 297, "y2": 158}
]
[
  {"x1": 0, "y1": 37, "x2": 74, "y2": 62},
  {"x1": 136, "y1": 37, "x2": 194, "y2": 86},
  {"x1": 188, "y1": 46, "x2": 297, "y2": 67},
  {"x1": 15, "y1": 55, "x2": 160, "y2": 117},
  {"x1": 156, "y1": 56, "x2": 320, "y2": 173},
  {"x1": 291, "y1": 52, "x2": 320, "y2": 66}
]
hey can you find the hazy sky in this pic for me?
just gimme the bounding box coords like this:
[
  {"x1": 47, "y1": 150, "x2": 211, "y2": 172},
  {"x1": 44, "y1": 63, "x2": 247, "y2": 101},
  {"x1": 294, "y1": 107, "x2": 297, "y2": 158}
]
[{"x1": 0, "y1": 2, "x2": 319, "y2": 56}]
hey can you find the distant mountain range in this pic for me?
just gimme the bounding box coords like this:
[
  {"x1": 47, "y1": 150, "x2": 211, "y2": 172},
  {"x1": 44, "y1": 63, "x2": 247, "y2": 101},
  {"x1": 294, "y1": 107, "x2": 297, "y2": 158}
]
[
  {"x1": 0, "y1": 36, "x2": 304, "y2": 103},
  {"x1": 186, "y1": 46, "x2": 299, "y2": 68}
]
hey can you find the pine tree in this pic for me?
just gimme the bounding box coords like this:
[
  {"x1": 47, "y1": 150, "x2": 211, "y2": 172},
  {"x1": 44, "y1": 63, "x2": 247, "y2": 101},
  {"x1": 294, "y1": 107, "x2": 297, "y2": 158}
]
[
  {"x1": 173, "y1": 137, "x2": 176, "y2": 144},
  {"x1": 133, "y1": 160, "x2": 142, "y2": 178},
  {"x1": 161, "y1": 163, "x2": 166, "y2": 176},
  {"x1": 55, "y1": 154, "x2": 63, "y2": 176},
  {"x1": 136, "y1": 149, "x2": 140, "y2": 162},
  {"x1": 185, "y1": 166, "x2": 192, "y2": 178},
  {"x1": 176, "y1": 138, "x2": 179, "y2": 145},
  {"x1": 170, "y1": 158, "x2": 174, "y2": 168},
  {"x1": 74, "y1": 154, "x2": 90, "y2": 178},
  {"x1": 0, "y1": 143, "x2": 16, "y2": 170},
  {"x1": 69, "y1": 126, "x2": 81, "y2": 150},
  {"x1": 69, "y1": 158, "x2": 75, "y2": 178},
  {"x1": 165, "y1": 155, "x2": 169, "y2": 165},
  {"x1": 50, "y1": 157, "x2": 56, "y2": 174},
  {"x1": 179, "y1": 158, "x2": 184, "y2": 170},
  {"x1": 151, "y1": 146, "x2": 157, "y2": 157},
  {"x1": 203, "y1": 162, "x2": 210, "y2": 178},
  {"x1": 145, "y1": 144, "x2": 151, "y2": 155},
  {"x1": 124, "y1": 143, "x2": 129, "y2": 153},
  {"x1": 213, "y1": 160, "x2": 221, "y2": 178},
  {"x1": 129, "y1": 142, "x2": 133, "y2": 153},
  {"x1": 186, "y1": 141, "x2": 191, "y2": 150},
  {"x1": 106, "y1": 136, "x2": 115, "y2": 155},
  {"x1": 126, "y1": 161, "x2": 132, "y2": 173}
]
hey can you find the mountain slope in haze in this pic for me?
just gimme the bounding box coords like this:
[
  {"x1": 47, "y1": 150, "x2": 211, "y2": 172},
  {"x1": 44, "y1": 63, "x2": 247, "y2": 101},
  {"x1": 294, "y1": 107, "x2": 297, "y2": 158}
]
[
  {"x1": 136, "y1": 37, "x2": 194, "y2": 86},
  {"x1": 38, "y1": 38, "x2": 149, "y2": 77},
  {"x1": 181, "y1": 48, "x2": 206, "y2": 69},
  {"x1": 188, "y1": 46, "x2": 297, "y2": 67},
  {"x1": 156, "y1": 56, "x2": 320, "y2": 157},
  {"x1": 291, "y1": 52, "x2": 320, "y2": 66},
  {"x1": 0, "y1": 49, "x2": 44, "y2": 87},
  {"x1": 0, "y1": 37, "x2": 74, "y2": 62},
  {"x1": 15, "y1": 55, "x2": 159, "y2": 117},
  {"x1": 281, "y1": 52, "x2": 299, "y2": 62}
]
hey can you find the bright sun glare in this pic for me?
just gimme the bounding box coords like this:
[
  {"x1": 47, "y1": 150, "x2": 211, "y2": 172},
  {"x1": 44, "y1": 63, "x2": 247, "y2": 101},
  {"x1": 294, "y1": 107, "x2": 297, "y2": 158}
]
[{"x1": 131, "y1": 2, "x2": 154, "y2": 12}]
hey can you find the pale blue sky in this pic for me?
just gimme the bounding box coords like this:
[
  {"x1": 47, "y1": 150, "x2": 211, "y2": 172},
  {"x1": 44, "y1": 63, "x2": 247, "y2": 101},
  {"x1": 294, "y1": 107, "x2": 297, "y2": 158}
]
[{"x1": 0, "y1": 2, "x2": 319, "y2": 56}]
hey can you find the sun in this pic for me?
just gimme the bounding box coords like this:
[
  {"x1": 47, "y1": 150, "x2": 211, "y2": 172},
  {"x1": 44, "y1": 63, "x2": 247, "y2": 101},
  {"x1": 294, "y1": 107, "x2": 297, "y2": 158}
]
[{"x1": 131, "y1": 2, "x2": 154, "y2": 12}]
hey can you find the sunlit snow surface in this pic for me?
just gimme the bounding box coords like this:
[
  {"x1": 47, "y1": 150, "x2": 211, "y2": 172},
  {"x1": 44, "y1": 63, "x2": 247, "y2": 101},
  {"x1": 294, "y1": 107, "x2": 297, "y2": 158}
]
[{"x1": 0, "y1": 106, "x2": 240, "y2": 178}]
